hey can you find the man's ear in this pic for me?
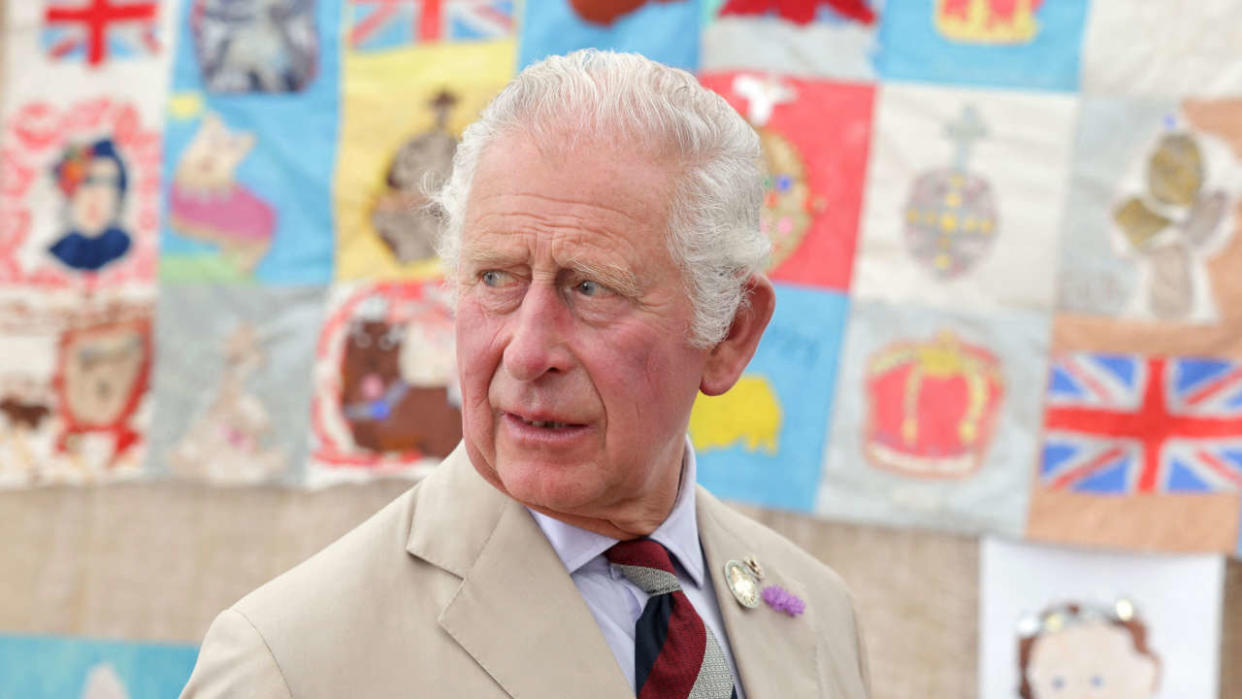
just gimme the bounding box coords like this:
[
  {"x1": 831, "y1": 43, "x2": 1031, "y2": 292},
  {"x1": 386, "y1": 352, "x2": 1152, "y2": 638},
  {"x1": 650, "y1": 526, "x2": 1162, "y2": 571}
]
[{"x1": 700, "y1": 275, "x2": 776, "y2": 396}]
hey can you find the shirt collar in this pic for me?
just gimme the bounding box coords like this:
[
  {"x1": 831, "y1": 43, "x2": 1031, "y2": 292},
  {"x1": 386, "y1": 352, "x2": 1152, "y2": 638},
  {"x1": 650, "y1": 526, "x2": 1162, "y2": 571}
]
[{"x1": 528, "y1": 435, "x2": 705, "y2": 588}]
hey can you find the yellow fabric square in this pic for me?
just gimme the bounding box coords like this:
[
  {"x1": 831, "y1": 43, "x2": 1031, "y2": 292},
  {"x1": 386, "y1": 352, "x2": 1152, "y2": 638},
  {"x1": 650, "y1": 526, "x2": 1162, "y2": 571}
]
[{"x1": 336, "y1": 40, "x2": 516, "y2": 280}]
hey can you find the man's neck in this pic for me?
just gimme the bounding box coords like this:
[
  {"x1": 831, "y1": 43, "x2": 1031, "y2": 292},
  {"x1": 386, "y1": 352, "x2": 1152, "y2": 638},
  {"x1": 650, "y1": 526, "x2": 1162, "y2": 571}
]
[{"x1": 525, "y1": 492, "x2": 675, "y2": 539}]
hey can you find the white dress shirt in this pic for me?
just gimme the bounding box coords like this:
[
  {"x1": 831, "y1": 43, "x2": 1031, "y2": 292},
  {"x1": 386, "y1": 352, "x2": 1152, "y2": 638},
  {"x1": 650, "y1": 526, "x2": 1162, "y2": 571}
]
[{"x1": 529, "y1": 438, "x2": 746, "y2": 697}]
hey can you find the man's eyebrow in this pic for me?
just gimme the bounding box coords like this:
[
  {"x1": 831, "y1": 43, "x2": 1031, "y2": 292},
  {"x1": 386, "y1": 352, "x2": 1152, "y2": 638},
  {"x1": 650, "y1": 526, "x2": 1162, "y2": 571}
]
[
  {"x1": 460, "y1": 246, "x2": 524, "y2": 270},
  {"x1": 459, "y1": 245, "x2": 643, "y2": 296},
  {"x1": 562, "y1": 256, "x2": 642, "y2": 297}
]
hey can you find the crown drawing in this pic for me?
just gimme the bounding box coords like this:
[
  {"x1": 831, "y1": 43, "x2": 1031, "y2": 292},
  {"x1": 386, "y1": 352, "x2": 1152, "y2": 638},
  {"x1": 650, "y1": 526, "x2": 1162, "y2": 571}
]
[
  {"x1": 863, "y1": 330, "x2": 1005, "y2": 478},
  {"x1": 934, "y1": 0, "x2": 1042, "y2": 44}
]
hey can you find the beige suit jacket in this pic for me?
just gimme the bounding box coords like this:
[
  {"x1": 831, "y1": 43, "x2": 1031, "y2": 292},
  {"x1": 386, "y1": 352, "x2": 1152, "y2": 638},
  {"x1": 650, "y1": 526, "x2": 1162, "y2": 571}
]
[{"x1": 182, "y1": 445, "x2": 871, "y2": 698}]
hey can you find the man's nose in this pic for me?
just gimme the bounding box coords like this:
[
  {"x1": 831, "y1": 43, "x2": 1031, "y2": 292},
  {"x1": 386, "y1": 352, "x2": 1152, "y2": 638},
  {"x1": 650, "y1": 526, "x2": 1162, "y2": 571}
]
[{"x1": 501, "y1": 282, "x2": 574, "y2": 382}]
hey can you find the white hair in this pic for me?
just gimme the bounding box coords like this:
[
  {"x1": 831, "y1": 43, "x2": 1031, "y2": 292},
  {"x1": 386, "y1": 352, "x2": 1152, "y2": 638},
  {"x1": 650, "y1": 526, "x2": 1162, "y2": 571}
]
[{"x1": 434, "y1": 49, "x2": 769, "y2": 348}]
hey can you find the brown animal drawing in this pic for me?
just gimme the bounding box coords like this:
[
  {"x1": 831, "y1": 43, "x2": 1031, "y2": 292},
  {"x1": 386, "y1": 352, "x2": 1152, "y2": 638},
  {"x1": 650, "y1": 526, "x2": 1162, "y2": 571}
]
[
  {"x1": 338, "y1": 299, "x2": 460, "y2": 458},
  {"x1": 0, "y1": 380, "x2": 53, "y2": 478}
]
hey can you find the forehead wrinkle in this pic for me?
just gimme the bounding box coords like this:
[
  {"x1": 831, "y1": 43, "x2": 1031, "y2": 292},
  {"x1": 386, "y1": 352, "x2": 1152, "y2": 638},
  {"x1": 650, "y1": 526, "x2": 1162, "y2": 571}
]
[
  {"x1": 463, "y1": 201, "x2": 666, "y2": 270},
  {"x1": 491, "y1": 190, "x2": 660, "y2": 227},
  {"x1": 466, "y1": 193, "x2": 660, "y2": 246}
]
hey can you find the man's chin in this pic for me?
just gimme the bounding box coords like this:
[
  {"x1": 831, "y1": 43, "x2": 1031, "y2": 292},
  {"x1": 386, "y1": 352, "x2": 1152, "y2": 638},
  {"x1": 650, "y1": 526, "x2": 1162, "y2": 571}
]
[{"x1": 500, "y1": 469, "x2": 595, "y2": 512}]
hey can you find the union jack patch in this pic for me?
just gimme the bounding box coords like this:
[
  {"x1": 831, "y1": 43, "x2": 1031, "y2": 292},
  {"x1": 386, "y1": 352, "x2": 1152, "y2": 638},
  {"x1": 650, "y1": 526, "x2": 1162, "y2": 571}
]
[
  {"x1": 42, "y1": 0, "x2": 161, "y2": 67},
  {"x1": 347, "y1": 0, "x2": 514, "y2": 52},
  {"x1": 1041, "y1": 353, "x2": 1242, "y2": 495}
]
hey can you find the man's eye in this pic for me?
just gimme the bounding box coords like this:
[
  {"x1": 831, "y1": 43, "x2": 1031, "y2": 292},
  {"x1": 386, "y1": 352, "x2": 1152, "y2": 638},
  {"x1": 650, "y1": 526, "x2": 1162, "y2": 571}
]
[
  {"x1": 575, "y1": 279, "x2": 618, "y2": 299},
  {"x1": 481, "y1": 270, "x2": 509, "y2": 287}
]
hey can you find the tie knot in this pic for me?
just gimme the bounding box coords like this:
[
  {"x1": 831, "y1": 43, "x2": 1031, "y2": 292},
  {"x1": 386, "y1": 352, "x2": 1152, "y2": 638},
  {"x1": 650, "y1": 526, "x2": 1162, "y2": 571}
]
[{"x1": 605, "y1": 539, "x2": 682, "y2": 596}]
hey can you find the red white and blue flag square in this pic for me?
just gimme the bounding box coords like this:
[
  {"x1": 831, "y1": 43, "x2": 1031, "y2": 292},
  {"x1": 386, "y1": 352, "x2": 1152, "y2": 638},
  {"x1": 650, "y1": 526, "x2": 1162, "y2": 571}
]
[
  {"x1": 42, "y1": 0, "x2": 161, "y2": 66},
  {"x1": 347, "y1": 0, "x2": 514, "y2": 52},
  {"x1": 1042, "y1": 353, "x2": 1242, "y2": 495}
]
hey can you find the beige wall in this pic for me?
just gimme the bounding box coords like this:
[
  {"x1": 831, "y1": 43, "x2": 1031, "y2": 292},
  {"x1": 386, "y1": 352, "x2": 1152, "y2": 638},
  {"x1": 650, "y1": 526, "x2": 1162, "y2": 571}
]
[{"x1": 0, "y1": 2, "x2": 1238, "y2": 696}]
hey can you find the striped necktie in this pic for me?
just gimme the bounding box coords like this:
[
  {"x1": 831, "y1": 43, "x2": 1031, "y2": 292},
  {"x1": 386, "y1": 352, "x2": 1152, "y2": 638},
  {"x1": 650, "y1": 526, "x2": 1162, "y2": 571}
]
[{"x1": 606, "y1": 539, "x2": 737, "y2": 699}]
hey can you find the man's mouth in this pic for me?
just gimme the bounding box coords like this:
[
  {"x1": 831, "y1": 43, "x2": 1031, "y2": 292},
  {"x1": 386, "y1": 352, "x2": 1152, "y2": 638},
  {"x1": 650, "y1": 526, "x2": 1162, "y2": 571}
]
[
  {"x1": 522, "y1": 418, "x2": 571, "y2": 429},
  {"x1": 504, "y1": 412, "x2": 587, "y2": 431}
]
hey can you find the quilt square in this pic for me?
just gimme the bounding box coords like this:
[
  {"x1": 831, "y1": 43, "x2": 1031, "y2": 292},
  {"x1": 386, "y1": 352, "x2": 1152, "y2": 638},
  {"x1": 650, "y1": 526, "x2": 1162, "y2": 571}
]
[
  {"x1": 0, "y1": 634, "x2": 199, "y2": 698},
  {"x1": 0, "y1": 296, "x2": 154, "y2": 487},
  {"x1": 345, "y1": 0, "x2": 515, "y2": 52},
  {"x1": 1026, "y1": 350, "x2": 1242, "y2": 553},
  {"x1": 699, "y1": 72, "x2": 874, "y2": 291},
  {"x1": 700, "y1": 0, "x2": 879, "y2": 81},
  {"x1": 1081, "y1": 0, "x2": 1242, "y2": 98},
  {"x1": 41, "y1": 0, "x2": 164, "y2": 67},
  {"x1": 146, "y1": 284, "x2": 323, "y2": 484},
  {"x1": 0, "y1": 97, "x2": 160, "y2": 291},
  {"x1": 307, "y1": 279, "x2": 461, "y2": 487},
  {"x1": 692, "y1": 284, "x2": 848, "y2": 512},
  {"x1": 335, "y1": 40, "x2": 514, "y2": 281},
  {"x1": 160, "y1": 0, "x2": 340, "y2": 284},
  {"x1": 817, "y1": 298, "x2": 1050, "y2": 536},
  {"x1": 852, "y1": 82, "x2": 1076, "y2": 314},
  {"x1": 518, "y1": 0, "x2": 700, "y2": 70},
  {"x1": 873, "y1": 0, "x2": 1089, "y2": 91},
  {"x1": 1054, "y1": 97, "x2": 1242, "y2": 359}
]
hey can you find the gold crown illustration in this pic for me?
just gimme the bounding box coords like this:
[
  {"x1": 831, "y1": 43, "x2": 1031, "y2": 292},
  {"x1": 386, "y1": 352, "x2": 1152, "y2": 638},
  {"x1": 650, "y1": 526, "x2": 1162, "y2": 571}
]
[{"x1": 934, "y1": 0, "x2": 1041, "y2": 45}]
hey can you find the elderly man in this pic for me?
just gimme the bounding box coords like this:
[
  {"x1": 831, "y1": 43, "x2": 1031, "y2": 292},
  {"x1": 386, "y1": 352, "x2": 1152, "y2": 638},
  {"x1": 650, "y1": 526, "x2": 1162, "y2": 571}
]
[{"x1": 183, "y1": 50, "x2": 869, "y2": 698}]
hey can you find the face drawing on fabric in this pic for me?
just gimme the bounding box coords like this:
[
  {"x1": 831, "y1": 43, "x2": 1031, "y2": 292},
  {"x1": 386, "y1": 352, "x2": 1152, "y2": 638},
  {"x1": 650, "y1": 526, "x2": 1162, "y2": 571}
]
[
  {"x1": 689, "y1": 374, "x2": 782, "y2": 455},
  {"x1": 48, "y1": 139, "x2": 133, "y2": 273},
  {"x1": 1110, "y1": 116, "x2": 1236, "y2": 323},
  {"x1": 863, "y1": 330, "x2": 1004, "y2": 478},
  {"x1": 1, "y1": 97, "x2": 161, "y2": 287},
  {"x1": 732, "y1": 75, "x2": 818, "y2": 270},
  {"x1": 933, "y1": 0, "x2": 1044, "y2": 44},
  {"x1": 338, "y1": 293, "x2": 461, "y2": 459},
  {"x1": 167, "y1": 323, "x2": 287, "y2": 482},
  {"x1": 1019, "y1": 601, "x2": 1159, "y2": 699},
  {"x1": 55, "y1": 317, "x2": 151, "y2": 467},
  {"x1": 168, "y1": 113, "x2": 276, "y2": 276},
  {"x1": 903, "y1": 105, "x2": 999, "y2": 279},
  {"x1": 192, "y1": 0, "x2": 319, "y2": 93},
  {"x1": 371, "y1": 91, "x2": 458, "y2": 266}
]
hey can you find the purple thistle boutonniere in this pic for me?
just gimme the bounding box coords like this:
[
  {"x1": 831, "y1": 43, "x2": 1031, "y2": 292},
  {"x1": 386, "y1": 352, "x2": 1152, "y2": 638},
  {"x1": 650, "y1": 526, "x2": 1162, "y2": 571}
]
[{"x1": 762, "y1": 585, "x2": 805, "y2": 617}]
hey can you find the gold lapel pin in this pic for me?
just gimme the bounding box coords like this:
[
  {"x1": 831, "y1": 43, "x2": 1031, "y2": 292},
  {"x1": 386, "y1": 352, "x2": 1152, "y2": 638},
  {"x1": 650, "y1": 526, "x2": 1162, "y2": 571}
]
[
  {"x1": 724, "y1": 559, "x2": 760, "y2": 608},
  {"x1": 744, "y1": 554, "x2": 764, "y2": 580}
]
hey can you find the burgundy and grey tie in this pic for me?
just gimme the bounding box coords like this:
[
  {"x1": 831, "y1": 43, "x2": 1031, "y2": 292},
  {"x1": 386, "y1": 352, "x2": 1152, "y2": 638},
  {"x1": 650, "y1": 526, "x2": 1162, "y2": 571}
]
[{"x1": 606, "y1": 539, "x2": 737, "y2": 699}]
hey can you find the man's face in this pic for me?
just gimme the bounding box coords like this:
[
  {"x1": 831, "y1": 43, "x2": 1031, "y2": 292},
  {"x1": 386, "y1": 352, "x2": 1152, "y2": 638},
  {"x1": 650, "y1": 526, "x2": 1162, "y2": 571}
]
[{"x1": 454, "y1": 131, "x2": 710, "y2": 531}]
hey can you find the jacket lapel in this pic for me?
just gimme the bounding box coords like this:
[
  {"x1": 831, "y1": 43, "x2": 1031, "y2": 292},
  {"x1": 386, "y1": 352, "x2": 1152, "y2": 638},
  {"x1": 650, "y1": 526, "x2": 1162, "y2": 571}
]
[
  {"x1": 697, "y1": 488, "x2": 822, "y2": 699},
  {"x1": 407, "y1": 448, "x2": 632, "y2": 699}
]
